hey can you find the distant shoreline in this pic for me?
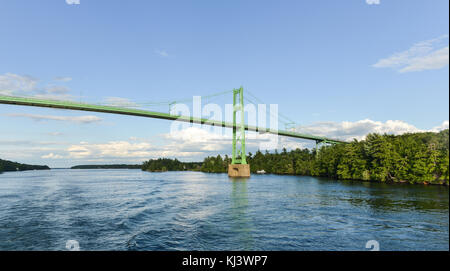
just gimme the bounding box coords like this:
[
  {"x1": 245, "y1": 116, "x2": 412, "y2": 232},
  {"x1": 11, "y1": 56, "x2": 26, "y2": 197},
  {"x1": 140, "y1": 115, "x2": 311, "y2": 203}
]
[
  {"x1": 70, "y1": 164, "x2": 141, "y2": 170},
  {"x1": 0, "y1": 158, "x2": 50, "y2": 173}
]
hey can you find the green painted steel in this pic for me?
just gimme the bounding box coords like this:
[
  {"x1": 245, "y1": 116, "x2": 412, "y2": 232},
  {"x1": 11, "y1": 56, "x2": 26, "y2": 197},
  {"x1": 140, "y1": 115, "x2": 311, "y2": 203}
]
[
  {"x1": 315, "y1": 140, "x2": 322, "y2": 159},
  {"x1": 0, "y1": 95, "x2": 346, "y2": 144},
  {"x1": 231, "y1": 87, "x2": 247, "y2": 165},
  {"x1": 315, "y1": 139, "x2": 337, "y2": 158}
]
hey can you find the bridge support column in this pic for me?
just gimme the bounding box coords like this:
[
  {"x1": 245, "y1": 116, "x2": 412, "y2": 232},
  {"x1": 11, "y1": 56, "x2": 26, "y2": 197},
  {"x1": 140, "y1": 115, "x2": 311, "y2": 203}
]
[
  {"x1": 228, "y1": 164, "x2": 251, "y2": 178},
  {"x1": 229, "y1": 87, "x2": 251, "y2": 178}
]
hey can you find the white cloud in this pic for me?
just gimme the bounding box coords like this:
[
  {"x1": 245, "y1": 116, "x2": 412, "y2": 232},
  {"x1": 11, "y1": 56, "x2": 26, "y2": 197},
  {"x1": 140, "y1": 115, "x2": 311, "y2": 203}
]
[
  {"x1": 294, "y1": 119, "x2": 449, "y2": 141},
  {"x1": 32, "y1": 93, "x2": 76, "y2": 101},
  {"x1": 48, "y1": 132, "x2": 64, "y2": 136},
  {"x1": 54, "y1": 76, "x2": 72, "y2": 82},
  {"x1": 7, "y1": 113, "x2": 102, "y2": 124},
  {"x1": 66, "y1": 140, "x2": 197, "y2": 160},
  {"x1": 61, "y1": 120, "x2": 449, "y2": 162},
  {"x1": 398, "y1": 46, "x2": 449, "y2": 73},
  {"x1": 67, "y1": 145, "x2": 92, "y2": 158},
  {"x1": 34, "y1": 84, "x2": 75, "y2": 100},
  {"x1": 0, "y1": 73, "x2": 38, "y2": 96},
  {"x1": 163, "y1": 127, "x2": 230, "y2": 152},
  {"x1": 3, "y1": 119, "x2": 445, "y2": 166},
  {"x1": 366, "y1": 0, "x2": 380, "y2": 5},
  {"x1": 104, "y1": 97, "x2": 139, "y2": 107},
  {"x1": 373, "y1": 35, "x2": 449, "y2": 73},
  {"x1": 155, "y1": 50, "x2": 170, "y2": 57},
  {"x1": 62, "y1": 126, "x2": 300, "y2": 162},
  {"x1": 430, "y1": 120, "x2": 449, "y2": 132},
  {"x1": 163, "y1": 126, "x2": 308, "y2": 155},
  {"x1": 41, "y1": 153, "x2": 64, "y2": 159},
  {"x1": 0, "y1": 139, "x2": 70, "y2": 164},
  {"x1": 66, "y1": 0, "x2": 80, "y2": 5},
  {"x1": 0, "y1": 72, "x2": 75, "y2": 100},
  {"x1": 0, "y1": 140, "x2": 49, "y2": 146},
  {"x1": 44, "y1": 85, "x2": 71, "y2": 94}
]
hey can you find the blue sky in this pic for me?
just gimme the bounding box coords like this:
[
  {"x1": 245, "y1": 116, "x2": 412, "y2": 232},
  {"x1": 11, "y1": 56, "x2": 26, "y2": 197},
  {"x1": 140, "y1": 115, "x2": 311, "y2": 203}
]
[{"x1": 0, "y1": 0, "x2": 448, "y2": 167}]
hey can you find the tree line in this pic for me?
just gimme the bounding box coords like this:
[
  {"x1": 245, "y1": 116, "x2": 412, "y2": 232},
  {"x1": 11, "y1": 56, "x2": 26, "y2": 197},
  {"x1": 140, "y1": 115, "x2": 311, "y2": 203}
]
[
  {"x1": 71, "y1": 164, "x2": 142, "y2": 169},
  {"x1": 0, "y1": 159, "x2": 50, "y2": 173},
  {"x1": 199, "y1": 130, "x2": 449, "y2": 185},
  {"x1": 142, "y1": 158, "x2": 202, "y2": 172}
]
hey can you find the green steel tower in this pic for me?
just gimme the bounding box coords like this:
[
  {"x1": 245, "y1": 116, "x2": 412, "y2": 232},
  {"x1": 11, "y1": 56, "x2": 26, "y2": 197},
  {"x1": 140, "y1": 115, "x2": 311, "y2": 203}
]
[
  {"x1": 232, "y1": 87, "x2": 247, "y2": 165},
  {"x1": 229, "y1": 87, "x2": 251, "y2": 177}
]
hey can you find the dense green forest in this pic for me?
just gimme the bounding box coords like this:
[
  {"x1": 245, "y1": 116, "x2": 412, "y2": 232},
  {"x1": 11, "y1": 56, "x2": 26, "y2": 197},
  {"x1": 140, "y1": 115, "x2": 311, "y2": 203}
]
[
  {"x1": 71, "y1": 164, "x2": 141, "y2": 169},
  {"x1": 0, "y1": 159, "x2": 50, "y2": 173},
  {"x1": 142, "y1": 158, "x2": 202, "y2": 172},
  {"x1": 200, "y1": 130, "x2": 449, "y2": 185}
]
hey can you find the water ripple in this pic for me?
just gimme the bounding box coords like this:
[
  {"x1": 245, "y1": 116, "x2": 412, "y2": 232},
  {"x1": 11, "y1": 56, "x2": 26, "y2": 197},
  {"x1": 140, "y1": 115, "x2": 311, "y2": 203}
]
[{"x1": 0, "y1": 169, "x2": 447, "y2": 251}]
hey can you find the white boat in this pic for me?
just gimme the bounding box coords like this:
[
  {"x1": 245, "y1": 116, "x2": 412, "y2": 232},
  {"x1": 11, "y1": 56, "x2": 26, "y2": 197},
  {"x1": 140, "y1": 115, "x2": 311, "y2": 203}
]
[{"x1": 256, "y1": 170, "x2": 266, "y2": 174}]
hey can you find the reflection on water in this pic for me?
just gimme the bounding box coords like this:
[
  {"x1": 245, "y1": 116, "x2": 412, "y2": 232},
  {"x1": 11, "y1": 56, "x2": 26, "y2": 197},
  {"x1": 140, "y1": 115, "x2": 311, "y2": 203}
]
[
  {"x1": 230, "y1": 178, "x2": 253, "y2": 250},
  {"x1": 331, "y1": 179, "x2": 449, "y2": 212},
  {"x1": 0, "y1": 170, "x2": 448, "y2": 251}
]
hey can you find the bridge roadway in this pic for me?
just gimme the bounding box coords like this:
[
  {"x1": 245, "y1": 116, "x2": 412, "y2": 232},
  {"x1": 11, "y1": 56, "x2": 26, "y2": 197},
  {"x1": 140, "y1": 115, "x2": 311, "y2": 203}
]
[{"x1": 0, "y1": 95, "x2": 346, "y2": 144}]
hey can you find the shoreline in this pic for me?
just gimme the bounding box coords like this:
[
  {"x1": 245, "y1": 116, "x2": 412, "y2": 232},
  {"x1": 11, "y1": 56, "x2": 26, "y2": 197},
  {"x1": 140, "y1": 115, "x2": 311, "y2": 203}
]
[
  {"x1": 141, "y1": 169, "x2": 450, "y2": 187},
  {"x1": 2, "y1": 167, "x2": 448, "y2": 187}
]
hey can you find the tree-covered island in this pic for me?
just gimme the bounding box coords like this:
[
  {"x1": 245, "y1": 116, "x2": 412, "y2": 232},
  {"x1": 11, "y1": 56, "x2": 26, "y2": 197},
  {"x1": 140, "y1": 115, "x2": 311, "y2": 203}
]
[
  {"x1": 0, "y1": 159, "x2": 50, "y2": 173},
  {"x1": 142, "y1": 130, "x2": 449, "y2": 185},
  {"x1": 71, "y1": 164, "x2": 142, "y2": 169}
]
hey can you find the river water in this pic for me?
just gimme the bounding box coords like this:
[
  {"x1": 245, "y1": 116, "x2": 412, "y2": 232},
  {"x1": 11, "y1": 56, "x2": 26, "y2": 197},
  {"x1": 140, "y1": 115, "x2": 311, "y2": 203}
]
[{"x1": 0, "y1": 169, "x2": 448, "y2": 251}]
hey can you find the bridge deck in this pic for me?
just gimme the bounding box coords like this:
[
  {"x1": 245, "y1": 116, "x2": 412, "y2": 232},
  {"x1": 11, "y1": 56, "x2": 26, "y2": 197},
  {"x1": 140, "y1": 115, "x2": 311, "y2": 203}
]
[{"x1": 0, "y1": 95, "x2": 346, "y2": 144}]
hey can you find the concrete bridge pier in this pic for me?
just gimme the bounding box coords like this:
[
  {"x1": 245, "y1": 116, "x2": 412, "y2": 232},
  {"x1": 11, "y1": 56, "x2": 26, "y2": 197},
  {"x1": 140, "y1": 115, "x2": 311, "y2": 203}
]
[{"x1": 228, "y1": 164, "x2": 251, "y2": 178}]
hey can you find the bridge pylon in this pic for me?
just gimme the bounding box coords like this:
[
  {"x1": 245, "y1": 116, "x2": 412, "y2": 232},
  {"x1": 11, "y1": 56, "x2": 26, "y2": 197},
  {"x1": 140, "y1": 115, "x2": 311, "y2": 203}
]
[
  {"x1": 315, "y1": 139, "x2": 336, "y2": 159},
  {"x1": 228, "y1": 87, "x2": 251, "y2": 178}
]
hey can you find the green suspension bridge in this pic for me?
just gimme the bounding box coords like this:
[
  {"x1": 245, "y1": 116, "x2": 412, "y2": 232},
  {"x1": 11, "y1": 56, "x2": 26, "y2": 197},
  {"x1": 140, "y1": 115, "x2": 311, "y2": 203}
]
[{"x1": 0, "y1": 88, "x2": 346, "y2": 177}]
